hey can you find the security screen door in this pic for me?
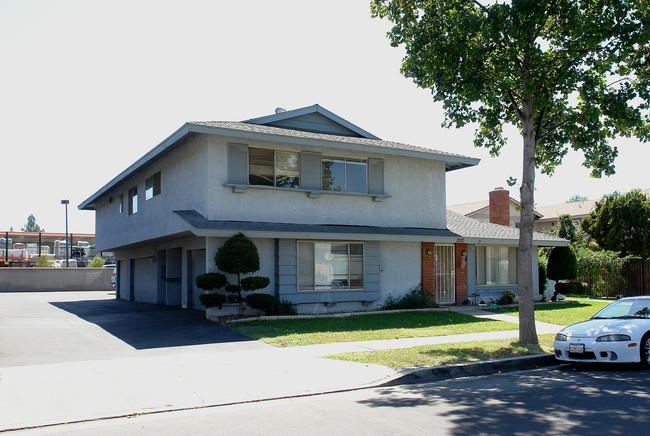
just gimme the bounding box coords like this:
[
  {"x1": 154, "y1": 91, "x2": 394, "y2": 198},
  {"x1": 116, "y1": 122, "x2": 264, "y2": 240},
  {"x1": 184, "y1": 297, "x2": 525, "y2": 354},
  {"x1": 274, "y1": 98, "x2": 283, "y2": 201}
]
[{"x1": 435, "y1": 245, "x2": 456, "y2": 304}]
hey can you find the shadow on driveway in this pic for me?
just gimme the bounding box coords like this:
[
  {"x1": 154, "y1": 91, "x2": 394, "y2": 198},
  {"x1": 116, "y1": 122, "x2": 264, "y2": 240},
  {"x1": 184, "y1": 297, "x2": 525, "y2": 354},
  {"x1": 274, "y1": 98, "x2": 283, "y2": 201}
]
[{"x1": 50, "y1": 298, "x2": 255, "y2": 350}]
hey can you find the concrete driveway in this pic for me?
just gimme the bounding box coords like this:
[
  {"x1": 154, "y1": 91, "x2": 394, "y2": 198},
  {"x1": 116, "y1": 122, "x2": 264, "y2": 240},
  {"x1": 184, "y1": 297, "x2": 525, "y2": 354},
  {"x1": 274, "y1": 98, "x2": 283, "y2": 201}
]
[
  {"x1": 0, "y1": 290, "x2": 268, "y2": 367},
  {"x1": 0, "y1": 291, "x2": 400, "y2": 430}
]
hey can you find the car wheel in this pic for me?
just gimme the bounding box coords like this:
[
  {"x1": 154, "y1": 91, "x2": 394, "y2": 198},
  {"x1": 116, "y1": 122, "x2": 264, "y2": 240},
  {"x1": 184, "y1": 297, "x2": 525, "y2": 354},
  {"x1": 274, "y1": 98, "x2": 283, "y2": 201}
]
[{"x1": 641, "y1": 333, "x2": 650, "y2": 367}]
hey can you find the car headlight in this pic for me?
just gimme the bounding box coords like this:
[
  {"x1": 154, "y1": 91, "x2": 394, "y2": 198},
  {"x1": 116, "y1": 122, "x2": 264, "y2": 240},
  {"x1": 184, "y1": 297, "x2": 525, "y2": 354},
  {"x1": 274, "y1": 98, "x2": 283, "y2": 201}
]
[
  {"x1": 596, "y1": 334, "x2": 631, "y2": 342},
  {"x1": 555, "y1": 333, "x2": 568, "y2": 341}
]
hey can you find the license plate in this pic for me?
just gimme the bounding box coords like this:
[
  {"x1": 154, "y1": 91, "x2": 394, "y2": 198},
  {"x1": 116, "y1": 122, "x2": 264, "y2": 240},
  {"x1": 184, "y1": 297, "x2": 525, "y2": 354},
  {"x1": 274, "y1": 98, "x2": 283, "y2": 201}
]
[{"x1": 569, "y1": 343, "x2": 584, "y2": 353}]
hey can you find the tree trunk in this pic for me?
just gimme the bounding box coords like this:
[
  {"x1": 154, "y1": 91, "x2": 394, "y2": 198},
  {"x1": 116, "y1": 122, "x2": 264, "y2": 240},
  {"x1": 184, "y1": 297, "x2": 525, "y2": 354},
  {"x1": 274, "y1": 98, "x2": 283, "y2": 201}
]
[{"x1": 518, "y1": 93, "x2": 539, "y2": 344}]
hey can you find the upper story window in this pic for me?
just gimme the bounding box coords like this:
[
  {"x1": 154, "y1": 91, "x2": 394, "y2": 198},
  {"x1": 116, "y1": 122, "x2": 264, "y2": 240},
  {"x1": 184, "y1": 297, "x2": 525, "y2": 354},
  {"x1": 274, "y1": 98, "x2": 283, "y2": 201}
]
[
  {"x1": 322, "y1": 157, "x2": 367, "y2": 193},
  {"x1": 128, "y1": 187, "x2": 138, "y2": 215},
  {"x1": 145, "y1": 172, "x2": 161, "y2": 200},
  {"x1": 119, "y1": 194, "x2": 124, "y2": 214},
  {"x1": 249, "y1": 148, "x2": 300, "y2": 188},
  {"x1": 476, "y1": 246, "x2": 518, "y2": 286}
]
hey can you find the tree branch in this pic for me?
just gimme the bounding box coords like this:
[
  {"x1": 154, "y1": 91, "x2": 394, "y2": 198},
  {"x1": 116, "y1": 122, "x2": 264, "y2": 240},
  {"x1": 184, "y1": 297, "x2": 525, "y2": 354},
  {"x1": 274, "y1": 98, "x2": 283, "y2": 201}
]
[
  {"x1": 508, "y1": 89, "x2": 524, "y2": 122},
  {"x1": 535, "y1": 106, "x2": 547, "y2": 142}
]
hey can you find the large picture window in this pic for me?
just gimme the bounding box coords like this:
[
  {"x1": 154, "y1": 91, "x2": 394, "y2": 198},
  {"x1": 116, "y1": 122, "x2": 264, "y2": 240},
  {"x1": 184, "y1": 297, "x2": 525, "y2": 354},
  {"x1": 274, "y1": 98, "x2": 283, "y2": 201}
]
[
  {"x1": 322, "y1": 158, "x2": 367, "y2": 193},
  {"x1": 249, "y1": 148, "x2": 300, "y2": 188},
  {"x1": 476, "y1": 246, "x2": 518, "y2": 285},
  {"x1": 298, "y1": 242, "x2": 364, "y2": 290}
]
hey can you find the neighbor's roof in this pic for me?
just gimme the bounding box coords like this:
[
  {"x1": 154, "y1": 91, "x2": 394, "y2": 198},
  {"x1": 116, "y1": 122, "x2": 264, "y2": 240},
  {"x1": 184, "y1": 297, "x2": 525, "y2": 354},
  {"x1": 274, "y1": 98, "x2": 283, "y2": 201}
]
[
  {"x1": 79, "y1": 104, "x2": 480, "y2": 211},
  {"x1": 448, "y1": 197, "x2": 543, "y2": 219},
  {"x1": 446, "y1": 211, "x2": 567, "y2": 246},
  {"x1": 535, "y1": 200, "x2": 598, "y2": 222}
]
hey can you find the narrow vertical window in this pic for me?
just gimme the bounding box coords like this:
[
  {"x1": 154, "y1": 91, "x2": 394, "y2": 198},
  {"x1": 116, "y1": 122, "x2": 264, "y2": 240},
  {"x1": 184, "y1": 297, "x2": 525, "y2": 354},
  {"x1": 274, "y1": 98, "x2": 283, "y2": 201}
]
[
  {"x1": 145, "y1": 172, "x2": 161, "y2": 200},
  {"x1": 128, "y1": 187, "x2": 138, "y2": 215},
  {"x1": 119, "y1": 194, "x2": 124, "y2": 214}
]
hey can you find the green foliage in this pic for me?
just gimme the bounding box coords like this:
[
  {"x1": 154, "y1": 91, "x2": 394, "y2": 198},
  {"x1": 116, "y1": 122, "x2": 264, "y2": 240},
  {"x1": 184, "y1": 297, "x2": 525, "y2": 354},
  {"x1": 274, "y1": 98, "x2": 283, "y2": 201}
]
[
  {"x1": 215, "y1": 233, "x2": 260, "y2": 276},
  {"x1": 372, "y1": 0, "x2": 650, "y2": 344},
  {"x1": 21, "y1": 214, "x2": 44, "y2": 232},
  {"x1": 556, "y1": 282, "x2": 577, "y2": 295},
  {"x1": 574, "y1": 246, "x2": 628, "y2": 297},
  {"x1": 581, "y1": 190, "x2": 650, "y2": 258},
  {"x1": 547, "y1": 247, "x2": 578, "y2": 282},
  {"x1": 245, "y1": 293, "x2": 277, "y2": 313},
  {"x1": 35, "y1": 255, "x2": 54, "y2": 268},
  {"x1": 272, "y1": 299, "x2": 297, "y2": 316},
  {"x1": 382, "y1": 286, "x2": 439, "y2": 310},
  {"x1": 573, "y1": 282, "x2": 588, "y2": 295},
  {"x1": 538, "y1": 254, "x2": 548, "y2": 295},
  {"x1": 496, "y1": 290, "x2": 516, "y2": 306},
  {"x1": 567, "y1": 195, "x2": 588, "y2": 203},
  {"x1": 556, "y1": 215, "x2": 577, "y2": 244},
  {"x1": 241, "y1": 276, "x2": 270, "y2": 292},
  {"x1": 199, "y1": 292, "x2": 226, "y2": 309},
  {"x1": 210, "y1": 233, "x2": 269, "y2": 315},
  {"x1": 88, "y1": 256, "x2": 105, "y2": 268},
  {"x1": 195, "y1": 272, "x2": 228, "y2": 291}
]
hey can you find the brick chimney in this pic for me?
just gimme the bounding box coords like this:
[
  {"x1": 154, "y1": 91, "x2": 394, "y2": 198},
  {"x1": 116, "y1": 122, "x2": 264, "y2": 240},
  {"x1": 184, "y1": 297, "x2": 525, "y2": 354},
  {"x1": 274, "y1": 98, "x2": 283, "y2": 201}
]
[{"x1": 489, "y1": 187, "x2": 510, "y2": 226}]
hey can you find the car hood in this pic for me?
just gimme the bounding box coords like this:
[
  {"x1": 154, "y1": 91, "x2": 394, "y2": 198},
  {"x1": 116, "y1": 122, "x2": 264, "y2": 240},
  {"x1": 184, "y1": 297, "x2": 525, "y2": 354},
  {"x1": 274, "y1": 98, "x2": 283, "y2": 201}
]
[{"x1": 560, "y1": 318, "x2": 647, "y2": 338}]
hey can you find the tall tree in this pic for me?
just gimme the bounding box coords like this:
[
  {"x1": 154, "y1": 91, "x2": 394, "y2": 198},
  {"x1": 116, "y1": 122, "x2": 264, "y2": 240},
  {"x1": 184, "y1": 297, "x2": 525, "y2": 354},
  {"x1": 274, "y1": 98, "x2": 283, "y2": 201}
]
[
  {"x1": 21, "y1": 214, "x2": 44, "y2": 232},
  {"x1": 581, "y1": 190, "x2": 650, "y2": 258},
  {"x1": 372, "y1": 0, "x2": 649, "y2": 343}
]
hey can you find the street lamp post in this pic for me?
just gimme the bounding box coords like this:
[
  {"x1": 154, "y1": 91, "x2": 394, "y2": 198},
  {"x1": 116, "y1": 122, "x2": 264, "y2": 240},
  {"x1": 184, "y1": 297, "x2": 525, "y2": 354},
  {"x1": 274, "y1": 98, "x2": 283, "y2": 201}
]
[{"x1": 61, "y1": 200, "x2": 69, "y2": 267}]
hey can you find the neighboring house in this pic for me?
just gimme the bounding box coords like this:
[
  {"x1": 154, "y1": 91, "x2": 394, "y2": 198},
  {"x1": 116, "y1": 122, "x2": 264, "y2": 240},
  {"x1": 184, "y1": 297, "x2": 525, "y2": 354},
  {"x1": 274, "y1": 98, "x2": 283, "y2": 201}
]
[
  {"x1": 535, "y1": 188, "x2": 650, "y2": 232},
  {"x1": 448, "y1": 187, "x2": 543, "y2": 229},
  {"x1": 80, "y1": 105, "x2": 566, "y2": 314}
]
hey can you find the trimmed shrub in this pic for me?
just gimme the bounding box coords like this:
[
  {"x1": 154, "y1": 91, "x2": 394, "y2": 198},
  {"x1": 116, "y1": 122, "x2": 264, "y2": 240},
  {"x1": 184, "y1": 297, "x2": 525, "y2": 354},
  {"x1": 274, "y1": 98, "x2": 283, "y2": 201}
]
[
  {"x1": 547, "y1": 247, "x2": 578, "y2": 282},
  {"x1": 496, "y1": 289, "x2": 516, "y2": 306},
  {"x1": 241, "y1": 276, "x2": 271, "y2": 291},
  {"x1": 199, "y1": 292, "x2": 226, "y2": 309},
  {"x1": 245, "y1": 293, "x2": 276, "y2": 312},
  {"x1": 196, "y1": 272, "x2": 228, "y2": 291},
  {"x1": 538, "y1": 261, "x2": 548, "y2": 295},
  {"x1": 573, "y1": 282, "x2": 588, "y2": 295},
  {"x1": 382, "y1": 286, "x2": 438, "y2": 310},
  {"x1": 272, "y1": 299, "x2": 297, "y2": 315},
  {"x1": 557, "y1": 282, "x2": 577, "y2": 295}
]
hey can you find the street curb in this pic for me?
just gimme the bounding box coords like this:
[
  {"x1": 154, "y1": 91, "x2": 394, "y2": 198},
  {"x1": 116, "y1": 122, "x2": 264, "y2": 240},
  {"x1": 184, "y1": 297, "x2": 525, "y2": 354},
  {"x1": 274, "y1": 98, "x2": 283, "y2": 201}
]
[{"x1": 380, "y1": 354, "x2": 558, "y2": 386}]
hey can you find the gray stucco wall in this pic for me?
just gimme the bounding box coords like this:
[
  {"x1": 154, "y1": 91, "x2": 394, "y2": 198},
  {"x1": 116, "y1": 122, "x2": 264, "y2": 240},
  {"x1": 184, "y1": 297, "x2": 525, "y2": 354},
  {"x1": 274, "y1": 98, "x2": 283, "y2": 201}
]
[
  {"x1": 0, "y1": 268, "x2": 114, "y2": 292},
  {"x1": 205, "y1": 135, "x2": 448, "y2": 229}
]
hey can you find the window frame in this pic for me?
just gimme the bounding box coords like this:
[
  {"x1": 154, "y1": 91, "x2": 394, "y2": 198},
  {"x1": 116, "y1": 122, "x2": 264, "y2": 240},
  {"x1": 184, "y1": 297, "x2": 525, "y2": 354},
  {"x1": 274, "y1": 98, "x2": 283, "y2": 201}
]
[
  {"x1": 321, "y1": 156, "x2": 368, "y2": 194},
  {"x1": 297, "y1": 241, "x2": 365, "y2": 291},
  {"x1": 145, "y1": 172, "x2": 161, "y2": 201},
  {"x1": 128, "y1": 187, "x2": 138, "y2": 215},
  {"x1": 476, "y1": 245, "x2": 518, "y2": 286},
  {"x1": 248, "y1": 147, "x2": 300, "y2": 189}
]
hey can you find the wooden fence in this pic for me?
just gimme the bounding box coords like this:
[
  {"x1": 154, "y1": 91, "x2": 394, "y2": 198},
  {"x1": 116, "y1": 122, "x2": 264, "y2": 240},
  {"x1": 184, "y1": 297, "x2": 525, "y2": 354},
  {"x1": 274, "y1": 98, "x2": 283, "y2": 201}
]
[{"x1": 578, "y1": 258, "x2": 650, "y2": 297}]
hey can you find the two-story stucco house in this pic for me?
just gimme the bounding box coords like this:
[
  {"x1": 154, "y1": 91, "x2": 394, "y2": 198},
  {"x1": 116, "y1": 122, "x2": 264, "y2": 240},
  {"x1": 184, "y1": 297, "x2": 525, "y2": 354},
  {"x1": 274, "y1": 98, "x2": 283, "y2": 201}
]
[{"x1": 80, "y1": 105, "x2": 566, "y2": 313}]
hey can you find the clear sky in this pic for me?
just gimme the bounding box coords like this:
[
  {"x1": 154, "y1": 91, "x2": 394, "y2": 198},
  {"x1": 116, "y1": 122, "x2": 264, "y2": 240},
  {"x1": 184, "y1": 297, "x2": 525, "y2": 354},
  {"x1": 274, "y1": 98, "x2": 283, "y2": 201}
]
[{"x1": 1, "y1": 0, "x2": 647, "y2": 235}]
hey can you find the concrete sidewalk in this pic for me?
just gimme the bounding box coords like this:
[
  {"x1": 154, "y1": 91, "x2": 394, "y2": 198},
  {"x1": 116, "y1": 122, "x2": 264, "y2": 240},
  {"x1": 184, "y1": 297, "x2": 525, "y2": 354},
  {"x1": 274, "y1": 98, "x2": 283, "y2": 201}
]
[{"x1": 0, "y1": 308, "x2": 564, "y2": 432}]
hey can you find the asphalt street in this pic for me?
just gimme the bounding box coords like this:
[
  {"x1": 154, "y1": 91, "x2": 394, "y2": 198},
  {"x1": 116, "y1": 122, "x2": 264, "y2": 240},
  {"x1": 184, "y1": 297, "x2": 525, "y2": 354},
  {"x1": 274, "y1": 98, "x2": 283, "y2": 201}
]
[{"x1": 11, "y1": 364, "x2": 650, "y2": 436}]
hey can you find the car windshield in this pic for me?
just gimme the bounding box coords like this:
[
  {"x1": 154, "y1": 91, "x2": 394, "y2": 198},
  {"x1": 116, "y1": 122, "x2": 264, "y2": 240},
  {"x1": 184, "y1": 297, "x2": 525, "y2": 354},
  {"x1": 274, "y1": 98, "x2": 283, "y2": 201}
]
[{"x1": 592, "y1": 299, "x2": 650, "y2": 319}]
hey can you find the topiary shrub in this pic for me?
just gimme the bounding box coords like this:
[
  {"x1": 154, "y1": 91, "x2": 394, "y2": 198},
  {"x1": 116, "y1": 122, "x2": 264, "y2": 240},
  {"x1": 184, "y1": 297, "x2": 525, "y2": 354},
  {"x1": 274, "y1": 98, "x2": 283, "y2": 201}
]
[
  {"x1": 196, "y1": 272, "x2": 227, "y2": 291},
  {"x1": 199, "y1": 292, "x2": 226, "y2": 309},
  {"x1": 547, "y1": 247, "x2": 578, "y2": 283},
  {"x1": 245, "y1": 293, "x2": 277, "y2": 314},
  {"x1": 382, "y1": 285, "x2": 438, "y2": 310},
  {"x1": 215, "y1": 233, "x2": 269, "y2": 315},
  {"x1": 496, "y1": 289, "x2": 516, "y2": 306}
]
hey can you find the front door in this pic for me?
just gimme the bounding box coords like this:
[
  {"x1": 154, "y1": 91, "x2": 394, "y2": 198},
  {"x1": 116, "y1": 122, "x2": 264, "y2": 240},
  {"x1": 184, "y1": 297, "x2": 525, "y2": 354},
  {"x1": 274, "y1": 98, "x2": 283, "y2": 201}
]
[{"x1": 435, "y1": 245, "x2": 455, "y2": 304}]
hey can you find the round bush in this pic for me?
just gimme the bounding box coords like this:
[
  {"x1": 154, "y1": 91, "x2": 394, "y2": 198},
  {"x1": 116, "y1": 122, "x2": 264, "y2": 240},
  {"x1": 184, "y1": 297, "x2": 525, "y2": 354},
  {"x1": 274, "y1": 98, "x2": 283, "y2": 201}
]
[
  {"x1": 547, "y1": 247, "x2": 577, "y2": 282},
  {"x1": 199, "y1": 292, "x2": 226, "y2": 309},
  {"x1": 245, "y1": 293, "x2": 277, "y2": 311}
]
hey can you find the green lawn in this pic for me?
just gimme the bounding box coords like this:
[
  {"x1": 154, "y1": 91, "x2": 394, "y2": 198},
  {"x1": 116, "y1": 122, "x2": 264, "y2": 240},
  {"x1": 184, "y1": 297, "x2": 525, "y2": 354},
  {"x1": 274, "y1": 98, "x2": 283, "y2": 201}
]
[
  {"x1": 325, "y1": 334, "x2": 556, "y2": 368},
  {"x1": 487, "y1": 298, "x2": 611, "y2": 326},
  {"x1": 228, "y1": 311, "x2": 518, "y2": 347}
]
